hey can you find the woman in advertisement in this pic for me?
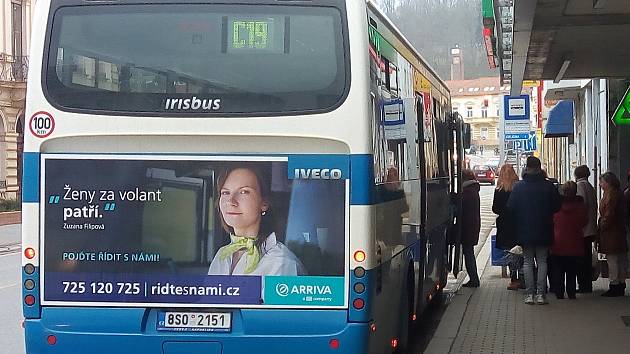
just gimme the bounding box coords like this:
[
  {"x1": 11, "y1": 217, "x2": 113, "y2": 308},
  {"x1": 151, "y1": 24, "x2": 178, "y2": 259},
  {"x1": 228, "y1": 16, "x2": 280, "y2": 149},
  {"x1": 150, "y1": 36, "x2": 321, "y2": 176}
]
[{"x1": 208, "y1": 166, "x2": 306, "y2": 276}]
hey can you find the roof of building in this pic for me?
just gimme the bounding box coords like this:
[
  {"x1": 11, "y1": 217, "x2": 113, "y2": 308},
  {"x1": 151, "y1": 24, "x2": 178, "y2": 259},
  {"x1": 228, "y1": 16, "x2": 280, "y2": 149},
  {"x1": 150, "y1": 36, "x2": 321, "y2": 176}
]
[{"x1": 446, "y1": 77, "x2": 511, "y2": 97}]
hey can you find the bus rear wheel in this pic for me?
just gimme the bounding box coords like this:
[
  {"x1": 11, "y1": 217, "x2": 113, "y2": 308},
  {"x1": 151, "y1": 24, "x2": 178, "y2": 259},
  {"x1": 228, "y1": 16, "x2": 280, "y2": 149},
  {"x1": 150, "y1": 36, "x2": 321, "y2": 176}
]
[
  {"x1": 394, "y1": 263, "x2": 415, "y2": 354},
  {"x1": 431, "y1": 287, "x2": 444, "y2": 306}
]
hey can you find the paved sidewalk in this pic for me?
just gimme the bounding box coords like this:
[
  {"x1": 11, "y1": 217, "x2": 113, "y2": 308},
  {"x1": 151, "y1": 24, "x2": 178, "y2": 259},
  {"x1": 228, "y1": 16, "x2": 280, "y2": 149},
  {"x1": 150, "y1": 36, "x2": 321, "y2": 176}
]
[
  {"x1": 0, "y1": 211, "x2": 21, "y2": 226},
  {"x1": 429, "y1": 253, "x2": 630, "y2": 354},
  {"x1": 0, "y1": 224, "x2": 21, "y2": 245},
  {"x1": 432, "y1": 189, "x2": 497, "y2": 353}
]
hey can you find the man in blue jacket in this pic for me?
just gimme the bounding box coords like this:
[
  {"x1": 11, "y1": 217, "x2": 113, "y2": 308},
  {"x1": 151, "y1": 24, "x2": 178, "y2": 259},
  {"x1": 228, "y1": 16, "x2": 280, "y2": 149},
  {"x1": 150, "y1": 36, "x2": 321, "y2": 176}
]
[{"x1": 507, "y1": 156, "x2": 562, "y2": 305}]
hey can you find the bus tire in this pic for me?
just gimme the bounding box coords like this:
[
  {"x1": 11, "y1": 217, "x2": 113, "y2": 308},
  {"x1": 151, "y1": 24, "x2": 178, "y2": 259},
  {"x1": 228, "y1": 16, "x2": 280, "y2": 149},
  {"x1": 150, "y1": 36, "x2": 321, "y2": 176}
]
[
  {"x1": 395, "y1": 263, "x2": 415, "y2": 354},
  {"x1": 431, "y1": 287, "x2": 444, "y2": 306},
  {"x1": 429, "y1": 238, "x2": 448, "y2": 309}
]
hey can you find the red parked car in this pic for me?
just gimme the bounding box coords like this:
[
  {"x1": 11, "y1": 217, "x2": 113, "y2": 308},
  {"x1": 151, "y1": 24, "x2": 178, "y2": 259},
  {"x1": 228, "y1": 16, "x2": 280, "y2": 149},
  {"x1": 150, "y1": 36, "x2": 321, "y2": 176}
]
[{"x1": 473, "y1": 165, "x2": 495, "y2": 185}]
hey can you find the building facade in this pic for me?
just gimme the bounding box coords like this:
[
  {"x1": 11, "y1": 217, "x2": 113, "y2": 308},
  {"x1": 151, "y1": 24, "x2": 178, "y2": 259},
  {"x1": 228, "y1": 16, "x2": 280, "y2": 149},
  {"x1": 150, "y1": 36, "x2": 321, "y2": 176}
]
[
  {"x1": 1, "y1": 0, "x2": 34, "y2": 200},
  {"x1": 541, "y1": 78, "x2": 630, "y2": 198},
  {"x1": 447, "y1": 77, "x2": 510, "y2": 153}
]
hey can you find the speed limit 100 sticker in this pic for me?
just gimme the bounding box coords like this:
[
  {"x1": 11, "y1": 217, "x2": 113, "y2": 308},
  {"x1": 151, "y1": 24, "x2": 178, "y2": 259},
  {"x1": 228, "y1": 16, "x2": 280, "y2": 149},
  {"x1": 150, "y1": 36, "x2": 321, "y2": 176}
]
[{"x1": 29, "y1": 111, "x2": 55, "y2": 138}]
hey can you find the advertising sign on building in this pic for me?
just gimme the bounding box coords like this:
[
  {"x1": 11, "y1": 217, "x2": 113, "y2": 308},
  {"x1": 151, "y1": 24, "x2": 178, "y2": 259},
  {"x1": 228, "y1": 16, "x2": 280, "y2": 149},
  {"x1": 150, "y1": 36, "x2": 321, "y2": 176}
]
[{"x1": 513, "y1": 131, "x2": 537, "y2": 152}]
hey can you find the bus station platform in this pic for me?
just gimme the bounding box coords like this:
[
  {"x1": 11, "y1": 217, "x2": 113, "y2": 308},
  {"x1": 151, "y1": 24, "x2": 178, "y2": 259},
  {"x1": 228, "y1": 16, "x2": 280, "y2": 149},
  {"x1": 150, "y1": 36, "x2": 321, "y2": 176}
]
[{"x1": 425, "y1": 232, "x2": 630, "y2": 354}]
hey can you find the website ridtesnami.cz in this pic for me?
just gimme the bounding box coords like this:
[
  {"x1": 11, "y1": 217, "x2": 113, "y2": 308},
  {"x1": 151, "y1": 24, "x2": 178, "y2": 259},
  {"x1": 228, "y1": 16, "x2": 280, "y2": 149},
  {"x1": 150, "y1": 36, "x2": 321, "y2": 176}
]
[{"x1": 150, "y1": 283, "x2": 240, "y2": 297}]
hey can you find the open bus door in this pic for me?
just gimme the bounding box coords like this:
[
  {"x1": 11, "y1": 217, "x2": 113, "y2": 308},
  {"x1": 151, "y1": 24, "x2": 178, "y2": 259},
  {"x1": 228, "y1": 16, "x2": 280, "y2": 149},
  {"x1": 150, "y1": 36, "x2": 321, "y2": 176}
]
[{"x1": 447, "y1": 114, "x2": 470, "y2": 276}]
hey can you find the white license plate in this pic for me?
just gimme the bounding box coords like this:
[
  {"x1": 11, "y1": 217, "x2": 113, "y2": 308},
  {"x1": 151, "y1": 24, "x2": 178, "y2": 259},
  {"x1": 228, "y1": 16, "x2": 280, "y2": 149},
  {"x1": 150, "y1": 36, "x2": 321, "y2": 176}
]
[
  {"x1": 477, "y1": 174, "x2": 486, "y2": 177},
  {"x1": 158, "y1": 311, "x2": 231, "y2": 332}
]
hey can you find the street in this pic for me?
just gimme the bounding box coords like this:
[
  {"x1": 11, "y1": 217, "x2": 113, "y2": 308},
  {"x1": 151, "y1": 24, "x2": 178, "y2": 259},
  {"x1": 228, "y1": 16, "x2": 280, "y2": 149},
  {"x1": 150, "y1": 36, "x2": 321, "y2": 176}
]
[
  {"x1": 478, "y1": 184, "x2": 498, "y2": 240},
  {"x1": 0, "y1": 224, "x2": 25, "y2": 354}
]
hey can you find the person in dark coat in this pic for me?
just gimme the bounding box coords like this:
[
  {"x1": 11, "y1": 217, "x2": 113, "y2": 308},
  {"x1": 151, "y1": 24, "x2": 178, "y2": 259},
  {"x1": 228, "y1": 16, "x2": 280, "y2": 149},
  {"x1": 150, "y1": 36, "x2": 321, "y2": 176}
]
[
  {"x1": 492, "y1": 164, "x2": 521, "y2": 290},
  {"x1": 507, "y1": 156, "x2": 562, "y2": 305},
  {"x1": 550, "y1": 181, "x2": 587, "y2": 299},
  {"x1": 598, "y1": 172, "x2": 628, "y2": 297},
  {"x1": 461, "y1": 169, "x2": 481, "y2": 287}
]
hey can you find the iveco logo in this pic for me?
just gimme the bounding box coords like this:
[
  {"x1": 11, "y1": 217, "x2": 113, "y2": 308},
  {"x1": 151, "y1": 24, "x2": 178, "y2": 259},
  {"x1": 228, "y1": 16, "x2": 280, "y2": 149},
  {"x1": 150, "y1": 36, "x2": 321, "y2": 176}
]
[
  {"x1": 276, "y1": 283, "x2": 290, "y2": 297},
  {"x1": 293, "y1": 168, "x2": 342, "y2": 180}
]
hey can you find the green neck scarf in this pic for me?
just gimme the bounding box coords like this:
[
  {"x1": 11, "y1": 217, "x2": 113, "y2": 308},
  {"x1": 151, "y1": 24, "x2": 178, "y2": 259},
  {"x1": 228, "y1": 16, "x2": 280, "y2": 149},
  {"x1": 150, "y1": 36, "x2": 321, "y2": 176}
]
[{"x1": 218, "y1": 235, "x2": 261, "y2": 274}]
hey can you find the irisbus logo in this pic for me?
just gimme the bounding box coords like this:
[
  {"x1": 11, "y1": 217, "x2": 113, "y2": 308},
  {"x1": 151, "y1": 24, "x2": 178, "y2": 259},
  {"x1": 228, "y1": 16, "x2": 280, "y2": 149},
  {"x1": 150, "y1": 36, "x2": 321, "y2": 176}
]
[{"x1": 164, "y1": 97, "x2": 221, "y2": 111}]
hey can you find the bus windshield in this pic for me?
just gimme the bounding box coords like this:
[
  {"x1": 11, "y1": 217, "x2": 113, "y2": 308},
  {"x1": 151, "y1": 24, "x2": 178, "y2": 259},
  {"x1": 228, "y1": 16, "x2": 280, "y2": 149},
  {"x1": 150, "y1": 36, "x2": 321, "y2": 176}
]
[{"x1": 45, "y1": 4, "x2": 348, "y2": 115}]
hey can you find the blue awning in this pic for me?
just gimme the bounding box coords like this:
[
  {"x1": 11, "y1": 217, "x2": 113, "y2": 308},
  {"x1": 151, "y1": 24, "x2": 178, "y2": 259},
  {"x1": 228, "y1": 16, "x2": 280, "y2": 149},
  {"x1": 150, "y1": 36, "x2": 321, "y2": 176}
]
[{"x1": 545, "y1": 100, "x2": 574, "y2": 138}]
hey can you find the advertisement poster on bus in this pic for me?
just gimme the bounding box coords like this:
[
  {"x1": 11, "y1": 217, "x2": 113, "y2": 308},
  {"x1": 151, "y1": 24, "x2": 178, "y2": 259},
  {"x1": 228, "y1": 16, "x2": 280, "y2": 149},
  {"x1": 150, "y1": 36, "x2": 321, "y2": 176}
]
[{"x1": 41, "y1": 155, "x2": 348, "y2": 308}]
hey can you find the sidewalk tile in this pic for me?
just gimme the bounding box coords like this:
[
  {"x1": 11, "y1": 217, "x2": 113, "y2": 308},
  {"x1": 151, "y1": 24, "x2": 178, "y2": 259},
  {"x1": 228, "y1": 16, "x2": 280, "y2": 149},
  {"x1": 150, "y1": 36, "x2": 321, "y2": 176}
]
[{"x1": 449, "y1": 262, "x2": 630, "y2": 354}]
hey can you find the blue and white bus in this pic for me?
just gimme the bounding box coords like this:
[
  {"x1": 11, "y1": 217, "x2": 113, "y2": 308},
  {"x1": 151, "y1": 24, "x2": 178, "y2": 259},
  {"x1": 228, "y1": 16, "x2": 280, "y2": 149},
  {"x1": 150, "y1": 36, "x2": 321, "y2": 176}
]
[{"x1": 22, "y1": 0, "x2": 466, "y2": 353}]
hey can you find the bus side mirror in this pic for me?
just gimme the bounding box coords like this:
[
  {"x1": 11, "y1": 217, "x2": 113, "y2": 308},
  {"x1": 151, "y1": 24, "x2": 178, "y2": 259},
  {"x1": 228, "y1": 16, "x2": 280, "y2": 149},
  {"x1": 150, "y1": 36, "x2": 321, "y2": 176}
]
[{"x1": 463, "y1": 123, "x2": 472, "y2": 149}]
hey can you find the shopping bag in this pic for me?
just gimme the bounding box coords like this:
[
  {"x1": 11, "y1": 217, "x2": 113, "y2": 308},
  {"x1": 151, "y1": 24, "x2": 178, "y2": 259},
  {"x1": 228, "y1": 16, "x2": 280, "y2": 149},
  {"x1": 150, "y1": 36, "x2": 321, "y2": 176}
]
[
  {"x1": 591, "y1": 244, "x2": 600, "y2": 281},
  {"x1": 598, "y1": 252, "x2": 609, "y2": 278}
]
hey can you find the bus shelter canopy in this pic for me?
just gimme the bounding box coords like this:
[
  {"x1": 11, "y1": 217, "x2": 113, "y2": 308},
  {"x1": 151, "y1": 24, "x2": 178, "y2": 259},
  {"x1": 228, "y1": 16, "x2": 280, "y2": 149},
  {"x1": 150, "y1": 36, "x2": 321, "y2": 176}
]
[{"x1": 496, "y1": 0, "x2": 630, "y2": 95}]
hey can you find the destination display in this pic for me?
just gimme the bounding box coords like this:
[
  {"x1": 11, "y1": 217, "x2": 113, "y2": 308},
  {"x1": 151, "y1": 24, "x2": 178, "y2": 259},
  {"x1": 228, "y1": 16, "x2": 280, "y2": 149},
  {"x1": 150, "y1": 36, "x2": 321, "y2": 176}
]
[
  {"x1": 228, "y1": 16, "x2": 285, "y2": 53},
  {"x1": 42, "y1": 155, "x2": 347, "y2": 307}
]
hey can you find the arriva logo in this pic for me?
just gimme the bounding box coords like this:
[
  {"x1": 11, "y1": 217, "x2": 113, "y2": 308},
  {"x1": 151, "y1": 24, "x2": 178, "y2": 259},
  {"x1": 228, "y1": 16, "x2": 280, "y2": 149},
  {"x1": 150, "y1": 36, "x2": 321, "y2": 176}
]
[
  {"x1": 293, "y1": 168, "x2": 342, "y2": 180},
  {"x1": 275, "y1": 283, "x2": 290, "y2": 297},
  {"x1": 278, "y1": 284, "x2": 333, "y2": 296}
]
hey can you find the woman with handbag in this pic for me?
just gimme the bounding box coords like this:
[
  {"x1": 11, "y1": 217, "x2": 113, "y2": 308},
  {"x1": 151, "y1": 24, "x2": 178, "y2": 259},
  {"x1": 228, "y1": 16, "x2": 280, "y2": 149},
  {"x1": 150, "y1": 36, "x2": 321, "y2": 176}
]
[
  {"x1": 598, "y1": 172, "x2": 628, "y2": 297},
  {"x1": 492, "y1": 164, "x2": 522, "y2": 290}
]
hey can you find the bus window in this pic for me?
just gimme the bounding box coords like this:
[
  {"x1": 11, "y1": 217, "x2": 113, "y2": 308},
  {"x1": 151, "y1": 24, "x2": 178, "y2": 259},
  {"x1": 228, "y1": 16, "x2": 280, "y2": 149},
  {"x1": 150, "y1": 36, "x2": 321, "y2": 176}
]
[
  {"x1": 383, "y1": 58, "x2": 391, "y2": 92},
  {"x1": 70, "y1": 54, "x2": 96, "y2": 88},
  {"x1": 433, "y1": 97, "x2": 439, "y2": 121},
  {"x1": 389, "y1": 62, "x2": 399, "y2": 96},
  {"x1": 97, "y1": 61, "x2": 120, "y2": 92},
  {"x1": 386, "y1": 141, "x2": 407, "y2": 181},
  {"x1": 371, "y1": 94, "x2": 386, "y2": 184},
  {"x1": 45, "y1": 4, "x2": 348, "y2": 115}
]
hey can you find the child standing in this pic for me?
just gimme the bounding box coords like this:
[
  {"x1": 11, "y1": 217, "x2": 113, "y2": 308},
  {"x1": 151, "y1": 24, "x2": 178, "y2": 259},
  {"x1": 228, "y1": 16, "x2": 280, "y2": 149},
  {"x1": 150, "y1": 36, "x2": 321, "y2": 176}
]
[{"x1": 550, "y1": 181, "x2": 588, "y2": 299}]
